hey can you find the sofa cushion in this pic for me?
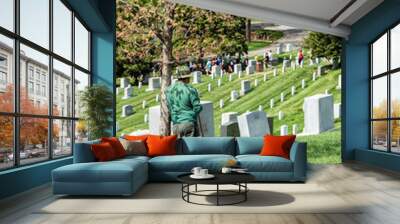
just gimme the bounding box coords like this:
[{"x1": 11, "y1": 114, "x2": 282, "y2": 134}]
[
  {"x1": 149, "y1": 154, "x2": 235, "y2": 172},
  {"x1": 236, "y1": 155, "x2": 293, "y2": 172},
  {"x1": 147, "y1": 135, "x2": 177, "y2": 157},
  {"x1": 53, "y1": 158, "x2": 147, "y2": 183},
  {"x1": 179, "y1": 137, "x2": 235, "y2": 155},
  {"x1": 236, "y1": 137, "x2": 263, "y2": 155}
]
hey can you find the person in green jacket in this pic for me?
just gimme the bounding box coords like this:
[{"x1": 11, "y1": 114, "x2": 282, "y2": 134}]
[{"x1": 166, "y1": 73, "x2": 202, "y2": 137}]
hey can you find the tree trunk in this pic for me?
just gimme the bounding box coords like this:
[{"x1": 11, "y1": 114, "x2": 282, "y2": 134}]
[
  {"x1": 159, "y1": 2, "x2": 175, "y2": 136},
  {"x1": 246, "y1": 19, "x2": 251, "y2": 42}
]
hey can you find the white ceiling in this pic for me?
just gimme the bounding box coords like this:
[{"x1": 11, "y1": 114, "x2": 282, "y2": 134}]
[{"x1": 172, "y1": 0, "x2": 384, "y2": 38}]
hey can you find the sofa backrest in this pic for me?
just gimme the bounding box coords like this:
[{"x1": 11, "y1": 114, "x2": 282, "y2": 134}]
[
  {"x1": 73, "y1": 140, "x2": 100, "y2": 163},
  {"x1": 235, "y1": 137, "x2": 263, "y2": 155},
  {"x1": 179, "y1": 137, "x2": 236, "y2": 155}
]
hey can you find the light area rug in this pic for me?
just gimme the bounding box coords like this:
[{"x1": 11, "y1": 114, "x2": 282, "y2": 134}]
[{"x1": 38, "y1": 183, "x2": 362, "y2": 214}]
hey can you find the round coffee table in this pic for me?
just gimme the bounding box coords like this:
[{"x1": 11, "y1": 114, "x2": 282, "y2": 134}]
[{"x1": 177, "y1": 173, "x2": 255, "y2": 206}]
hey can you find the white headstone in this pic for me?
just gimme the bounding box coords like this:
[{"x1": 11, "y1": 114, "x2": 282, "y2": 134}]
[
  {"x1": 221, "y1": 112, "x2": 238, "y2": 125},
  {"x1": 237, "y1": 111, "x2": 271, "y2": 137},
  {"x1": 302, "y1": 79, "x2": 306, "y2": 89},
  {"x1": 122, "y1": 86, "x2": 133, "y2": 99},
  {"x1": 146, "y1": 77, "x2": 161, "y2": 91},
  {"x1": 325, "y1": 89, "x2": 329, "y2": 94},
  {"x1": 280, "y1": 92, "x2": 285, "y2": 102},
  {"x1": 120, "y1": 78, "x2": 129, "y2": 88},
  {"x1": 192, "y1": 71, "x2": 202, "y2": 84},
  {"x1": 273, "y1": 68, "x2": 277, "y2": 77},
  {"x1": 248, "y1": 60, "x2": 257, "y2": 67},
  {"x1": 171, "y1": 78, "x2": 178, "y2": 85},
  {"x1": 229, "y1": 74, "x2": 233, "y2": 82},
  {"x1": 309, "y1": 59, "x2": 314, "y2": 66},
  {"x1": 217, "y1": 79, "x2": 222, "y2": 87},
  {"x1": 149, "y1": 106, "x2": 161, "y2": 135},
  {"x1": 312, "y1": 72, "x2": 317, "y2": 81},
  {"x1": 263, "y1": 73, "x2": 267, "y2": 82},
  {"x1": 144, "y1": 114, "x2": 148, "y2": 123},
  {"x1": 258, "y1": 105, "x2": 263, "y2": 111},
  {"x1": 246, "y1": 65, "x2": 255, "y2": 75},
  {"x1": 291, "y1": 61, "x2": 296, "y2": 70},
  {"x1": 142, "y1": 100, "x2": 147, "y2": 109},
  {"x1": 155, "y1": 95, "x2": 159, "y2": 102},
  {"x1": 197, "y1": 101, "x2": 215, "y2": 137},
  {"x1": 303, "y1": 94, "x2": 334, "y2": 134},
  {"x1": 334, "y1": 103, "x2": 341, "y2": 119},
  {"x1": 122, "y1": 105, "x2": 134, "y2": 117},
  {"x1": 282, "y1": 65, "x2": 286, "y2": 75},
  {"x1": 138, "y1": 81, "x2": 142, "y2": 89},
  {"x1": 316, "y1": 57, "x2": 320, "y2": 64},
  {"x1": 278, "y1": 111, "x2": 284, "y2": 120},
  {"x1": 208, "y1": 83, "x2": 212, "y2": 92},
  {"x1": 291, "y1": 86, "x2": 296, "y2": 96},
  {"x1": 280, "y1": 125, "x2": 288, "y2": 136},
  {"x1": 230, "y1": 90, "x2": 239, "y2": 101},
  {"x1": 211, "y1": 73, "x2": 216, "y2": 80},
  {"x1": 116, "y1": 87, "x2": 120, "y2": 95},
  {"x1": 211, "y1": 65, "x2": 221, "y2": 77},
  {"x1": 254, "y1": 79, "x2": 258, "y2": 87},
  {"x1": 276, "y1": 46, "x2": 281, "y2": 54},
  {"x1": 219, "y1": 99, "x2": 224, "y2": 109},
  {"x1": 285, "y1": 43, "x2": 292, "y2": 52},
  {"x1": 292, "y1": 124, "x2": 298, "y2": 135},
  {"x1": 240, "y1": 80, "x2": 251, "y2": 95},
  {"x1": 234, "y1": 64, "x2": 242, "y2": 74},
  {"x1": 238, "y1": 71, "x2": 242, "y2": 78},
  {"x1": 336, "y1": 75, "x2": 342, "y2": 89},
  {"x1": 270, "y1": 99, "x2": 274, "y2": 108}
]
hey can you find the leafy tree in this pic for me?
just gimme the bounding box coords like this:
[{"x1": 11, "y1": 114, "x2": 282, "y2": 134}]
[
  {"x1": 117, "y1": 0, "x2": 247, "y2": 135},
  {"x1": 304, "y1": 32, "x2": 342, "y2": 67},
  {"x1": 79, "y1": 84, "x2": 113, "y2": 139},
  {"x1": 0, "y1": 85, "x2": 57, "y2": 150}
]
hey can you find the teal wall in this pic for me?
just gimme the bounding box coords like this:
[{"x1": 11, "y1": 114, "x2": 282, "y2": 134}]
[
  {"x1": 0, "y1": 0, "x2": 116, "y2": 199},
  {"x1": 344, "y1": 0, "x2": 400, "y2": 171}
]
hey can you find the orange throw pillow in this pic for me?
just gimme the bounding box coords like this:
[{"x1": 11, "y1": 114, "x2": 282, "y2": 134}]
[
  {"x1": 260, "y1": 135, "x2": 296, "y2": 159},
  {"x1": 91, "y1": 142, "x2": 117, "y2": 162},
  {"x1": 146, "y1": 135, "x2": 177, "y2": 157},
  {"x1": 101, "y1": 137, "x2": 126, "y2": 158}
]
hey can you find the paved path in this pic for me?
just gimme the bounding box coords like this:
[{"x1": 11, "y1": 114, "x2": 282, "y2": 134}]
[{"x1": 248, "y1": 28, "x2": 309, "y2": 57}]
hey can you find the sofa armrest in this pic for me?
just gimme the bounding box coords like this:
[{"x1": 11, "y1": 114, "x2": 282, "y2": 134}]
[
  {"x1": 289, "y1": 142, "x2": 307, "y2": 181},
  {"x1": 73, "y1": 140, "x2": 100, "y2": 163}
]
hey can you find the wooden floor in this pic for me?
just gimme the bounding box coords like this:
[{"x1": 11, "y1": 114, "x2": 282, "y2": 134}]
[{"x1": 1, "y1": 162, "x2": 400, "y2": 224}]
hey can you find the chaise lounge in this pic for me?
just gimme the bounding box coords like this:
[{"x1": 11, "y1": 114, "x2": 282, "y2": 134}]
[{"x1": 52, "y1": 137, "x2": 307, "y2": 196}]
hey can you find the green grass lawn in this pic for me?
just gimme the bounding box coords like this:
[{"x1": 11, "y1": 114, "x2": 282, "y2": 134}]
[
  {"x1": 116, "y1": 51, "x2": 341, "y2": 164},
  {"x1": 247, "y1": 40, "x2": 272, "y2": 51}
]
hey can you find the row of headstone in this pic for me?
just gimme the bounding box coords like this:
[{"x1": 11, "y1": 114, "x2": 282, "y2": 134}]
[{"x1": 280, "y1": 124, "x2": 299, "y2": 135}]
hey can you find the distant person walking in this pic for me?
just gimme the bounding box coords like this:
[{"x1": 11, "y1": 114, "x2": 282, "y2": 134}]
[
  {"x1": 166, "y1": 73, "x2": 203, "y2": 137},
  {"x1": 298, "y1": 49, "x2": 304, "y2": 65}
]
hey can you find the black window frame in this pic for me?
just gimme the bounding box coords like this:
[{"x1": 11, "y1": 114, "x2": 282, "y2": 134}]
[
  {"x1": 370, "y1": 21, "x2": 400, "y2": 154},
  {"x1": 0, "y1": 0, "x2": 92, "y2": 171}
]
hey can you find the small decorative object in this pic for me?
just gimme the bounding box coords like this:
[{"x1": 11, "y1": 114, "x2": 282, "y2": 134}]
[
  {"x1": 222, "y1": 167, "x2": 232, "y2": 174},
  {"x1": 226, "y1": 159, "x2": 238, "y2": 168}
]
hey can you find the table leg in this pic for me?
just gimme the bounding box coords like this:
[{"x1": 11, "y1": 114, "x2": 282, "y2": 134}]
[
  {"x1": 245, "y1": 183, "x2": 247, "y2": 201},
  {"x1": 195, "y1": 184, "x2": 198, "y2": 192},
  {"x1": 217, "y1": 184, "x2": 220, "y2": 206}
]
